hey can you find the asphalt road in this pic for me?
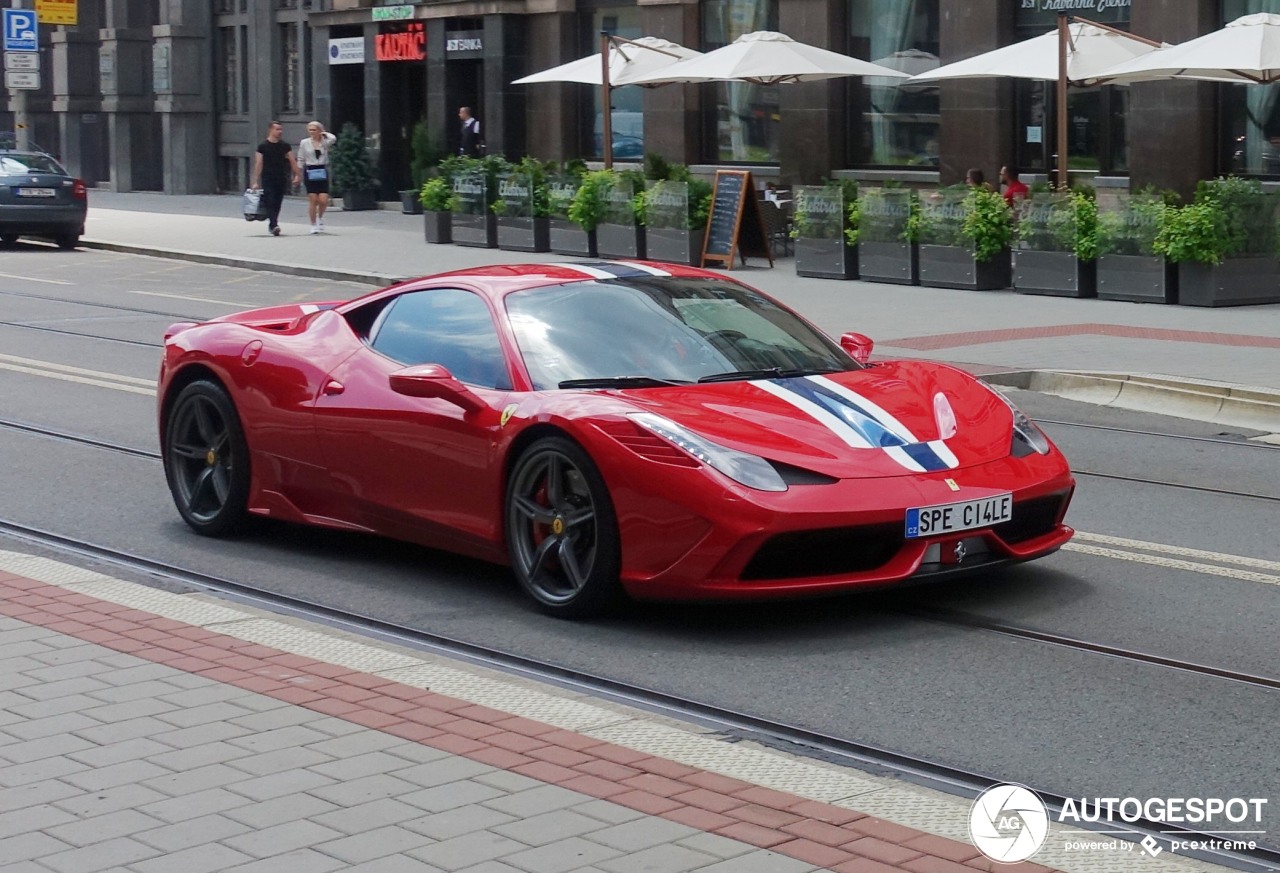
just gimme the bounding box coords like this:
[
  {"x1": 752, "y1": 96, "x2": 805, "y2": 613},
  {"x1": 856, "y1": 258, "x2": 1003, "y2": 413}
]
[{"x1": 3, "y1": 247, "x2": 1277, "y2": 842}]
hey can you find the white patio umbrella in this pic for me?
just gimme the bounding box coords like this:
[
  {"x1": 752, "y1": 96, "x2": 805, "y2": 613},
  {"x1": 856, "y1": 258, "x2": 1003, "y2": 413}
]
[
  {"x1": 512, "y1": 35, "x2": 701, "y2": 168},
  {"x1": 625, "y1": 31, "x2": 910, "y2": 86},
  {"x1": 909, "y1": 18, "x2": 1163, "y2": 187},
  {"x1": 1094, "y1": 13, "x2": 1280, "y2": 84}
]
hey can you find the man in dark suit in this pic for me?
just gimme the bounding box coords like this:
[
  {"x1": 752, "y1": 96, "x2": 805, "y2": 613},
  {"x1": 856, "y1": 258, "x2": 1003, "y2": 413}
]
[{"x1": 458, "y1": 106, "x2": 482, "y2": 156}]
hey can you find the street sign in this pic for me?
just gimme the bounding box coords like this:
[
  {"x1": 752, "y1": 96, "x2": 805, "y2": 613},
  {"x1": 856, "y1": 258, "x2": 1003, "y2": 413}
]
[
  {"x1": 2, "y1": 9, "x2": 39, "y2": 53},
  {"x1": 5, "y1": 51, "x2": 39, "y2": 71},
  {"x1": 5, "y1": 69, "x2": 40, "y2": 90},
  {"x1": 371, "y1": 5, "x2": 411, "y2": 21},
  {"x1": 36, "y1": 0, "x2": 78, "y2": 26}
]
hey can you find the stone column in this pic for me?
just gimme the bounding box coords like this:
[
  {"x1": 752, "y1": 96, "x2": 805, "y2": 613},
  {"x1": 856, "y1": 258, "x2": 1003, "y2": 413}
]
[
  {"x1": 779, "y1": 0, "x2": 848, "y2": 184},
  {"x1": 482, "y1": 14, "x2": 527, "y2": 160},
  {"x1": 640, "y1": 1, "x2": 702, "y2": 167},
  {"x1": 937, "y1": 0, "x2": 1015, "y2": 187},
  {"x1": 52, "y1": 2, "x2": 104, "y2": 185},
  {"x1": 1128, "y1": 0, "x2": 1217, "y2": 200},
  {"x1": 153, "y1": 0, "x2": 215, "y2": 193},
  {"x1": 99, "y1": 0, "x2": 156, "y2": 191},
  {"x1": 522, "y1": 12, "x2": 578, "y2": 162},
  {"x1": 426, "y1": 18, "x2": 448, "y2": 156}
]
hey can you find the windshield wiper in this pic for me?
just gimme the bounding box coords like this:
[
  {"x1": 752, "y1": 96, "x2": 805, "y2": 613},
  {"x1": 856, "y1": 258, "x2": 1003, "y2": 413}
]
[
  {"x1": 697, "y1": 366, "x2": 843, "y2": 384},
  {"x1": 558, "y1": 376, "x2": 691, "y2": 389}
]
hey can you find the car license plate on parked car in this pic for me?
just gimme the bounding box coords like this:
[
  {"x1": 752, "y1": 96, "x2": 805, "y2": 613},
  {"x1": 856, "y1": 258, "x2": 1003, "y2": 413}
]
[
  {"x1": 905, "y1": 493, "x2": 1012, "y2": 538},
  {"x1": 17, "y1": 187, "x2": 56, "y2": 198}
]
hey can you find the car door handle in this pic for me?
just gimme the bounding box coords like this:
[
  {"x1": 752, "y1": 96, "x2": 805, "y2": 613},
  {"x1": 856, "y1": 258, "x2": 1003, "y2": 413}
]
[{"x1": 322, "y1": 380, "x2": 344, "y2": 396}]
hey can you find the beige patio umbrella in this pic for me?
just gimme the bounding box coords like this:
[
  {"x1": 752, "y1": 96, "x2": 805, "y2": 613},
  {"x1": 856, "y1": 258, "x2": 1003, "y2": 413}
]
[
  {"x1": 909, "y1": 18, "x2": 1163, "y2": 187},
  {"x1": 1095, "y1": 13, "x2": 1280, "y2": 84},
  {"x1": 512, "y1": 36, "x2": 702, "y2": 168}
]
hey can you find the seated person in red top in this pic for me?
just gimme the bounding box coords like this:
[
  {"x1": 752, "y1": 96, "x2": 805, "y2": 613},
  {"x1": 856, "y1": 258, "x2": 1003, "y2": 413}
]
[{"x1": 1001, "y1": 164, "x2": 1029, "y2": 208}]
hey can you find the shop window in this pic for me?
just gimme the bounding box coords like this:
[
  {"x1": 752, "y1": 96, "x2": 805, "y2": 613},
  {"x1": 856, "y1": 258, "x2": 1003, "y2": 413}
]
[
  {"x1": 586, "y1": 5, "x2": 645, "y2": 161},
  {"x1": 1220, "y1": 0, "x2": 1280, "y2": 175},
  {"x1": 216, "y1": 26, "x2": 237, "y2": 113},
  {"x1": 703, "y1": 0, "x2": 779, "y2": 164},
  {"x1": 281, "y1": 23, "x2": 301, "y2": 114},
  {"x1": 847, "y1": 0, "x2": 939, "y2": 168}
]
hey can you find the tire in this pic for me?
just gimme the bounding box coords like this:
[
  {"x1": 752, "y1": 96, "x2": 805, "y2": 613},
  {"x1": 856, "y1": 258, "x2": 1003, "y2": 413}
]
[
  {"x1": 163, "y1": 380, "x2": 252, "y2": 536},
  {"x1": 55, "y1": 233, "x2": 79, "y2": 250},
  {"x1": 0, "y1": 233, "x2": 18, "y2": 245},
  {"x1": 505, "y1": 435, "x2": 623, "y2": 618}
]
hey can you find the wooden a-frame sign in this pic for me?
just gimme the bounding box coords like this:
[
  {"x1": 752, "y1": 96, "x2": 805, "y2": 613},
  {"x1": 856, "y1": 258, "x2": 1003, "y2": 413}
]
[{"x1": 701, "y1": 170, "x2": 773, "y2": 270}]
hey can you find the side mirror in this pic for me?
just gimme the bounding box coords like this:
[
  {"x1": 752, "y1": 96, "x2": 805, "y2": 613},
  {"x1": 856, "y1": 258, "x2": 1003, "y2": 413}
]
[
  {"x1": 389, "y1": 364, "x2": 487, "y2": 413},
  {"x1": 839, "y1": 332, "x2": 875, "y2": 366}
]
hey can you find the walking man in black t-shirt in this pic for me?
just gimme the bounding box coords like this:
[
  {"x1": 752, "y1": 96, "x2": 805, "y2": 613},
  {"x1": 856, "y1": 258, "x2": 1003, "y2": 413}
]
[{"x1": 251, "y1": 121, "x2": 301, "y2": 236}]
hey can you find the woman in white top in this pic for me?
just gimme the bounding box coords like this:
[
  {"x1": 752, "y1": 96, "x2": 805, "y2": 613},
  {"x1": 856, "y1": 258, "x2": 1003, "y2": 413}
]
[{"x1": 298, "y1": 121, "x2": 337, "y2": 233}]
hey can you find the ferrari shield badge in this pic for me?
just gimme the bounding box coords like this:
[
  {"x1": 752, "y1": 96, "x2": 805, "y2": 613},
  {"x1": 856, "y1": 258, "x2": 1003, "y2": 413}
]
[
  {"x1": 945, "y1": 478, "x2": 960, "y2": 491},
  {"x1": 500, "y1": 403, "x2": 518, "y2": 427}
]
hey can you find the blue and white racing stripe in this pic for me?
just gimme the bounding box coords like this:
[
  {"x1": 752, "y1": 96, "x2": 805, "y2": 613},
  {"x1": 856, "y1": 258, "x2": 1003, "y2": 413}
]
[
  {"x1": 755, "y1": 375, "x2": 959, "y2": 473},
  {"x1": 549, "y1": 261, "x2": 674, "y2": 280}
]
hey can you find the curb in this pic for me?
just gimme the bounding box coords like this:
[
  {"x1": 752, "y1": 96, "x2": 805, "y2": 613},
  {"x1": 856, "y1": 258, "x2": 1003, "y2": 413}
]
[
  {"x1": 986, "y1": 370, "x2": 1280, "y2": 434},
  {"x1": 78, "y1": 238, "x2": 404, "y2": 287}
]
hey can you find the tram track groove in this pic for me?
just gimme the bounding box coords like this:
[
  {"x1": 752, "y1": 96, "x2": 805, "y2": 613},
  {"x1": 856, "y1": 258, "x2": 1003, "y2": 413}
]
[{"x1": 0, "y1": 516, "x2": 1277, "y2": 872}]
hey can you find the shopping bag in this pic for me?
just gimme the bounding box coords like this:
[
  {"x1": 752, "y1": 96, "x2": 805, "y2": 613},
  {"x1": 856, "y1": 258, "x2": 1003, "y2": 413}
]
[{"x1": 243, "y1": 188, "x2": 267, "y2": 222}]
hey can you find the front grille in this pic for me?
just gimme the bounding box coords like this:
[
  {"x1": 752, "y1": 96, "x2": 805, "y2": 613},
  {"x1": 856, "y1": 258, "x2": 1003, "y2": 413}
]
[
  {"x1": 741, "y1": 523, "x2": 902, "y2": 581},
  {"x1": 992, "y1": 491, "x2": 1068, "y2": 544}
]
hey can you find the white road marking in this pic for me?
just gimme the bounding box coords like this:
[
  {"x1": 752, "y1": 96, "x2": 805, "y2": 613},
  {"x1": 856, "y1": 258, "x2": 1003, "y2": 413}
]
[
  {"x1": 0, "y1": 271, "x2": 74, "y2": 285},
  {"x1": 1064, "y1": 542, "x2": 1280, "y2": 587},
  {"x1": 0, "y1": 353, "x2": 156, "y2": 395},
  {"x1": 1074, "y1": 531, "x2": 1280, "y2": 573},
  {"x1": 129, "y1": 289, "x2": 246, "y2": 306}
]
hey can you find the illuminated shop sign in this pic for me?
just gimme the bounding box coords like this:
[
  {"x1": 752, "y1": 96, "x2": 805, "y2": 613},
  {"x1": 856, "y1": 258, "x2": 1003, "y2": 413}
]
[
  {"x1": 1016, "y1": 0, "x2": 1129, "y2": 28},
  {"x1": 376, "y1": 22, "x2": 425, "y2": 62}
]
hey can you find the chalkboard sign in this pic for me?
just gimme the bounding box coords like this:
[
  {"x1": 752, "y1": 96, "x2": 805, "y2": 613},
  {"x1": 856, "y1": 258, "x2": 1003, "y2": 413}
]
[{"x1": 701, "y1": 170, "x2": 773, "y2": 270}]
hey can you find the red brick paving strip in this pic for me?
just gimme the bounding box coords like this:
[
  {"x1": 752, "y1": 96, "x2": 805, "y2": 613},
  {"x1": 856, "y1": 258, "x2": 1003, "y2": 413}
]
[
  {"x1": 0, "y1": 571, "x2": 1060, "y2": 873},
  {"x1": 881, "y1": 323, "x2": 1280, "y2": 352}
]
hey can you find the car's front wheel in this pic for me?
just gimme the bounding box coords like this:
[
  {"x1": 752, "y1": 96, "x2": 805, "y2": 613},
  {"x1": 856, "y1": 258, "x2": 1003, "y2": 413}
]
[
  {"x1": 163, "y1": 380, "x2": 251, "y2": 536},
  {"x1": 505, "y1": 436, "x2": 622, "y2": 618},
  {"x1": 55, "y1": 233, "x2": 79, "y2": 250}
]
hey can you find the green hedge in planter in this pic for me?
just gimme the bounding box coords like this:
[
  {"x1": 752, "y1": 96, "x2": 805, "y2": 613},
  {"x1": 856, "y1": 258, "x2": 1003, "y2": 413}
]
[
  {"x1": 330, "y1": 123, "x2": 378, "y2": 197},
  {"x1": 1154, "y1": 176, "x2": 1279, "y2": 265},
  {"x1": 1016, "y1": 190, "x2": 1098, "y2": 261},
  {"x1": 917, "y1": 187, "x2": 1012, "y2": 262}
]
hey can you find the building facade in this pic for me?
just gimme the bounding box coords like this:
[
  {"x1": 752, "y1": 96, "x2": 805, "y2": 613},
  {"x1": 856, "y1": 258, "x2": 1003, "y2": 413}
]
[{"x1": 4, "y1": 0, "x2": 1279, "y2": 200}]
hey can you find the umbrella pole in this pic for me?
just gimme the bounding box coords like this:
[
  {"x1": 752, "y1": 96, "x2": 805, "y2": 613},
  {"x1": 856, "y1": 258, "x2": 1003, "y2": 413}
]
[
  {"x1": 601, "y1": 31, "x2": 614, "y2": 170},
  {"x1": 1057, "y1": 14, "x2": 1069, "y2": 189}
]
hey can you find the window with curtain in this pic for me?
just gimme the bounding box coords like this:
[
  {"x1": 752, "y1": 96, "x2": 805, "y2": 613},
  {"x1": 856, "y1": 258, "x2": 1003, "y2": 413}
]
[
  {"x1": 281, "y1": 22, "x2": 301, "y2": 114},
  {"x1": 216, "y1": 26, "x2": 237, "y2": 113},
  {"x1": 702, "y1": 0, "x2": 779, "y2": 163},
  {"x1": 1221, "y1": 0, "x2": 1280, "y2": 175},
  {"x1": 847, "y1": 0, "x2": 939, "y2": 168}
]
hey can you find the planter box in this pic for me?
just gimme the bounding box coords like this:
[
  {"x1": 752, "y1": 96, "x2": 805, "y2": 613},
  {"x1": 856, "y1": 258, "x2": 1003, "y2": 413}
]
[
  {"x1": 452, "y1": 212, "x2": 498, "y2": 248},
  {"x1": 795, "y1": 238, "x2": 858, "y2": 280},
  {"x1": 423, "y1": 210, "x2": 451, "y2": 244},
  {"x1": 858, "y1": 241, "x2": 918, "y2": 285},
  {"x1": 400, "y1": 191, "x2": 423, "y2": 215},
  {"x1": 1178, "y1": 257, "x2": 1280, "y2": 307},
  {"x1": 341, "y1": 189, "x2": 377, "y2": 211},
  {"x1": 549, "y1": 219, "x2": 596, "y2": 257},
  {"x1": 1096, "y1": 254, "x2": 1177, "y2": 304},
  {"x1": 919, "y1": 245, "x2": 1010, "y2": 291},
  {"x1": 1013, "y1": 250, "x2": 1096, "y2": 298},
  {"x1": 645, "y1": 227, "x2": 704, "y2": 266},
  {"x1": 596, "y1": 223, "x2": 646, "y2": 260},
  {"x1": 497, "y1": 216, "x2": 550, "y2": 252}
]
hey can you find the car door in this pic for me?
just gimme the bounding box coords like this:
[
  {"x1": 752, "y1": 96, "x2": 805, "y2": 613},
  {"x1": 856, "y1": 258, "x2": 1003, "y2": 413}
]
[{"x1": 312, "y1": 287, "x2": 514, "y2": 552}]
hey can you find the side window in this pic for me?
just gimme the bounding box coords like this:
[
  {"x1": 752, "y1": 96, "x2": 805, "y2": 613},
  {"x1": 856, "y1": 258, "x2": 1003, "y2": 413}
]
[{"x1": 370, "y1": 289, "x2": 510, "y2": 389}]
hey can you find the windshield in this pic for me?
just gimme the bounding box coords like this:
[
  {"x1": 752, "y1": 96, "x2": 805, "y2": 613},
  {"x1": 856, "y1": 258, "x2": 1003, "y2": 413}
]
[
  {"x1": 0, "y1": 153, "x2": 68, "y2": 175},
  {"x1": 506, "y1": 277, "x2": 858, "y2": 390}
]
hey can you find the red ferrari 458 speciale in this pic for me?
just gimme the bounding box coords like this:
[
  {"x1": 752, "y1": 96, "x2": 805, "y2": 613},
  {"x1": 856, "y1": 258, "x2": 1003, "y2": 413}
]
[{"x1": 158, "y1": 261, "x2": 1074, "y2": 617}]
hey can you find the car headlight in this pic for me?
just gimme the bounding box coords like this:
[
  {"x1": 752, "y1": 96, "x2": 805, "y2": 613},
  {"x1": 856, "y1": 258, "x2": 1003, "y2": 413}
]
[
  {"x1": 628, "y1": 412, "x2": 788, "y2": 492},
  {"x1": 986, "y1": 386, "x2": 1051, "y2": 456}
]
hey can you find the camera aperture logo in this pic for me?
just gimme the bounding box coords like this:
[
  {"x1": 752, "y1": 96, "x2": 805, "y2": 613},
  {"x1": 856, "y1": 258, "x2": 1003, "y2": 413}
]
[{"x1": 970, "y1": 784, "x2": 1050, "y2": 863}]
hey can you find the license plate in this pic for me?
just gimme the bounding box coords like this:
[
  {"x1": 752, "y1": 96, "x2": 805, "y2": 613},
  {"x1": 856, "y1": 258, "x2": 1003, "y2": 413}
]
[
  {"x1": 17, "y1": 187, "x2": 55, "y2": 198},
  {"x1": 905, "y1": 493, "x2": 1012, "y2": 539}
]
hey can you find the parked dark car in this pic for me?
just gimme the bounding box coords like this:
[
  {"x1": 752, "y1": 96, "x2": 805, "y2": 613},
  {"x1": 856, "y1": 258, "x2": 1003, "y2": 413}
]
[{"x1": 0, "y1": 150, "x2": 88, "y2": 249}]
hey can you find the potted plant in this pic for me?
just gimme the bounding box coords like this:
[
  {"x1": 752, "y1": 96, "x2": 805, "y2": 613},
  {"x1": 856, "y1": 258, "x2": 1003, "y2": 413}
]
[
  {"x1": 330, "y1": 123, "x2": 379, "y2": 212},
  {"x1": 1096, "y1": 191, "x2": 1177, "y2": 304},
  {"x1": 400, "y1": 118, "x2": 440, "y2": 215},
  {"x1": 495, "y1": 157, "x2": 551, "y2": 252},
  {"x1": 593, "y1": 169, "x2": 646, "y2": 259},
  {"x1": 1155, "y1": 177, "x2": 1280, "y2": 307},
  {"x1": 565, "y1": 168, "x2": 618, "y2": 257},
  {"x1": 857, "y1": 186, "x2": 918, "y2": 285},
  {"x1": 549, "y1": 162, "x2": 595, "y2": 256},
  {"x1": 641, "y1": 170, "x2": 712, "y2": 265},
  {"x1": 917, "y1": 186, "x2": 1013, "y2": 291},
  {"x1": 449, "y1": 155, "x2": 508, "y2": 248},
  {"x1": 1013, "y1": 190, "x2": 1098, "y2": 297},
  {"x1": 419, "y1": 176, "x2": 452, "y2": 244},
  {"x1": 792, "y1": 180, "x2": 858, "y2": 279}
]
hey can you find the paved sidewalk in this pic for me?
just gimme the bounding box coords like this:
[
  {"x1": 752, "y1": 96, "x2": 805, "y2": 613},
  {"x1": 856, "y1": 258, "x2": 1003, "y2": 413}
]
[{"x1": 0, "y1": 551, "x2": 1232, "y2": 873}]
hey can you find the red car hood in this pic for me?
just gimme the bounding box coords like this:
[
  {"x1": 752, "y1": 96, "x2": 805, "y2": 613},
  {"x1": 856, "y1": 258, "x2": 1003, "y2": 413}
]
[{"x1": 611, "y1": 361, "x2": 1014, "y2": 479}]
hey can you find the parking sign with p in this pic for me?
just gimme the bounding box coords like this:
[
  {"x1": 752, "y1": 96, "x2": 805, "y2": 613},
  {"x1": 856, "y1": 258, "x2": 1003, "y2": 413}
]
[{"x1": 3, "y1": 9, "x2": 39, "y2": 53}]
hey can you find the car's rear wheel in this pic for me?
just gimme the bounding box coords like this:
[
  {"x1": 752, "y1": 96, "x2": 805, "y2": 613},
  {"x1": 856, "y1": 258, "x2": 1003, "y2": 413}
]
[
  {"x1": 55, "y1": 233, "x2": 78, "y2": 250},
  {"x1": 505, "y1": 436, "x2": 622, "y2": 618},
  {"x1": 163, "y1": 380, "x2": 251, "y2": 536},
  {"x1": 0, "y1": 233, "x2": 18, "y2": 245}
]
